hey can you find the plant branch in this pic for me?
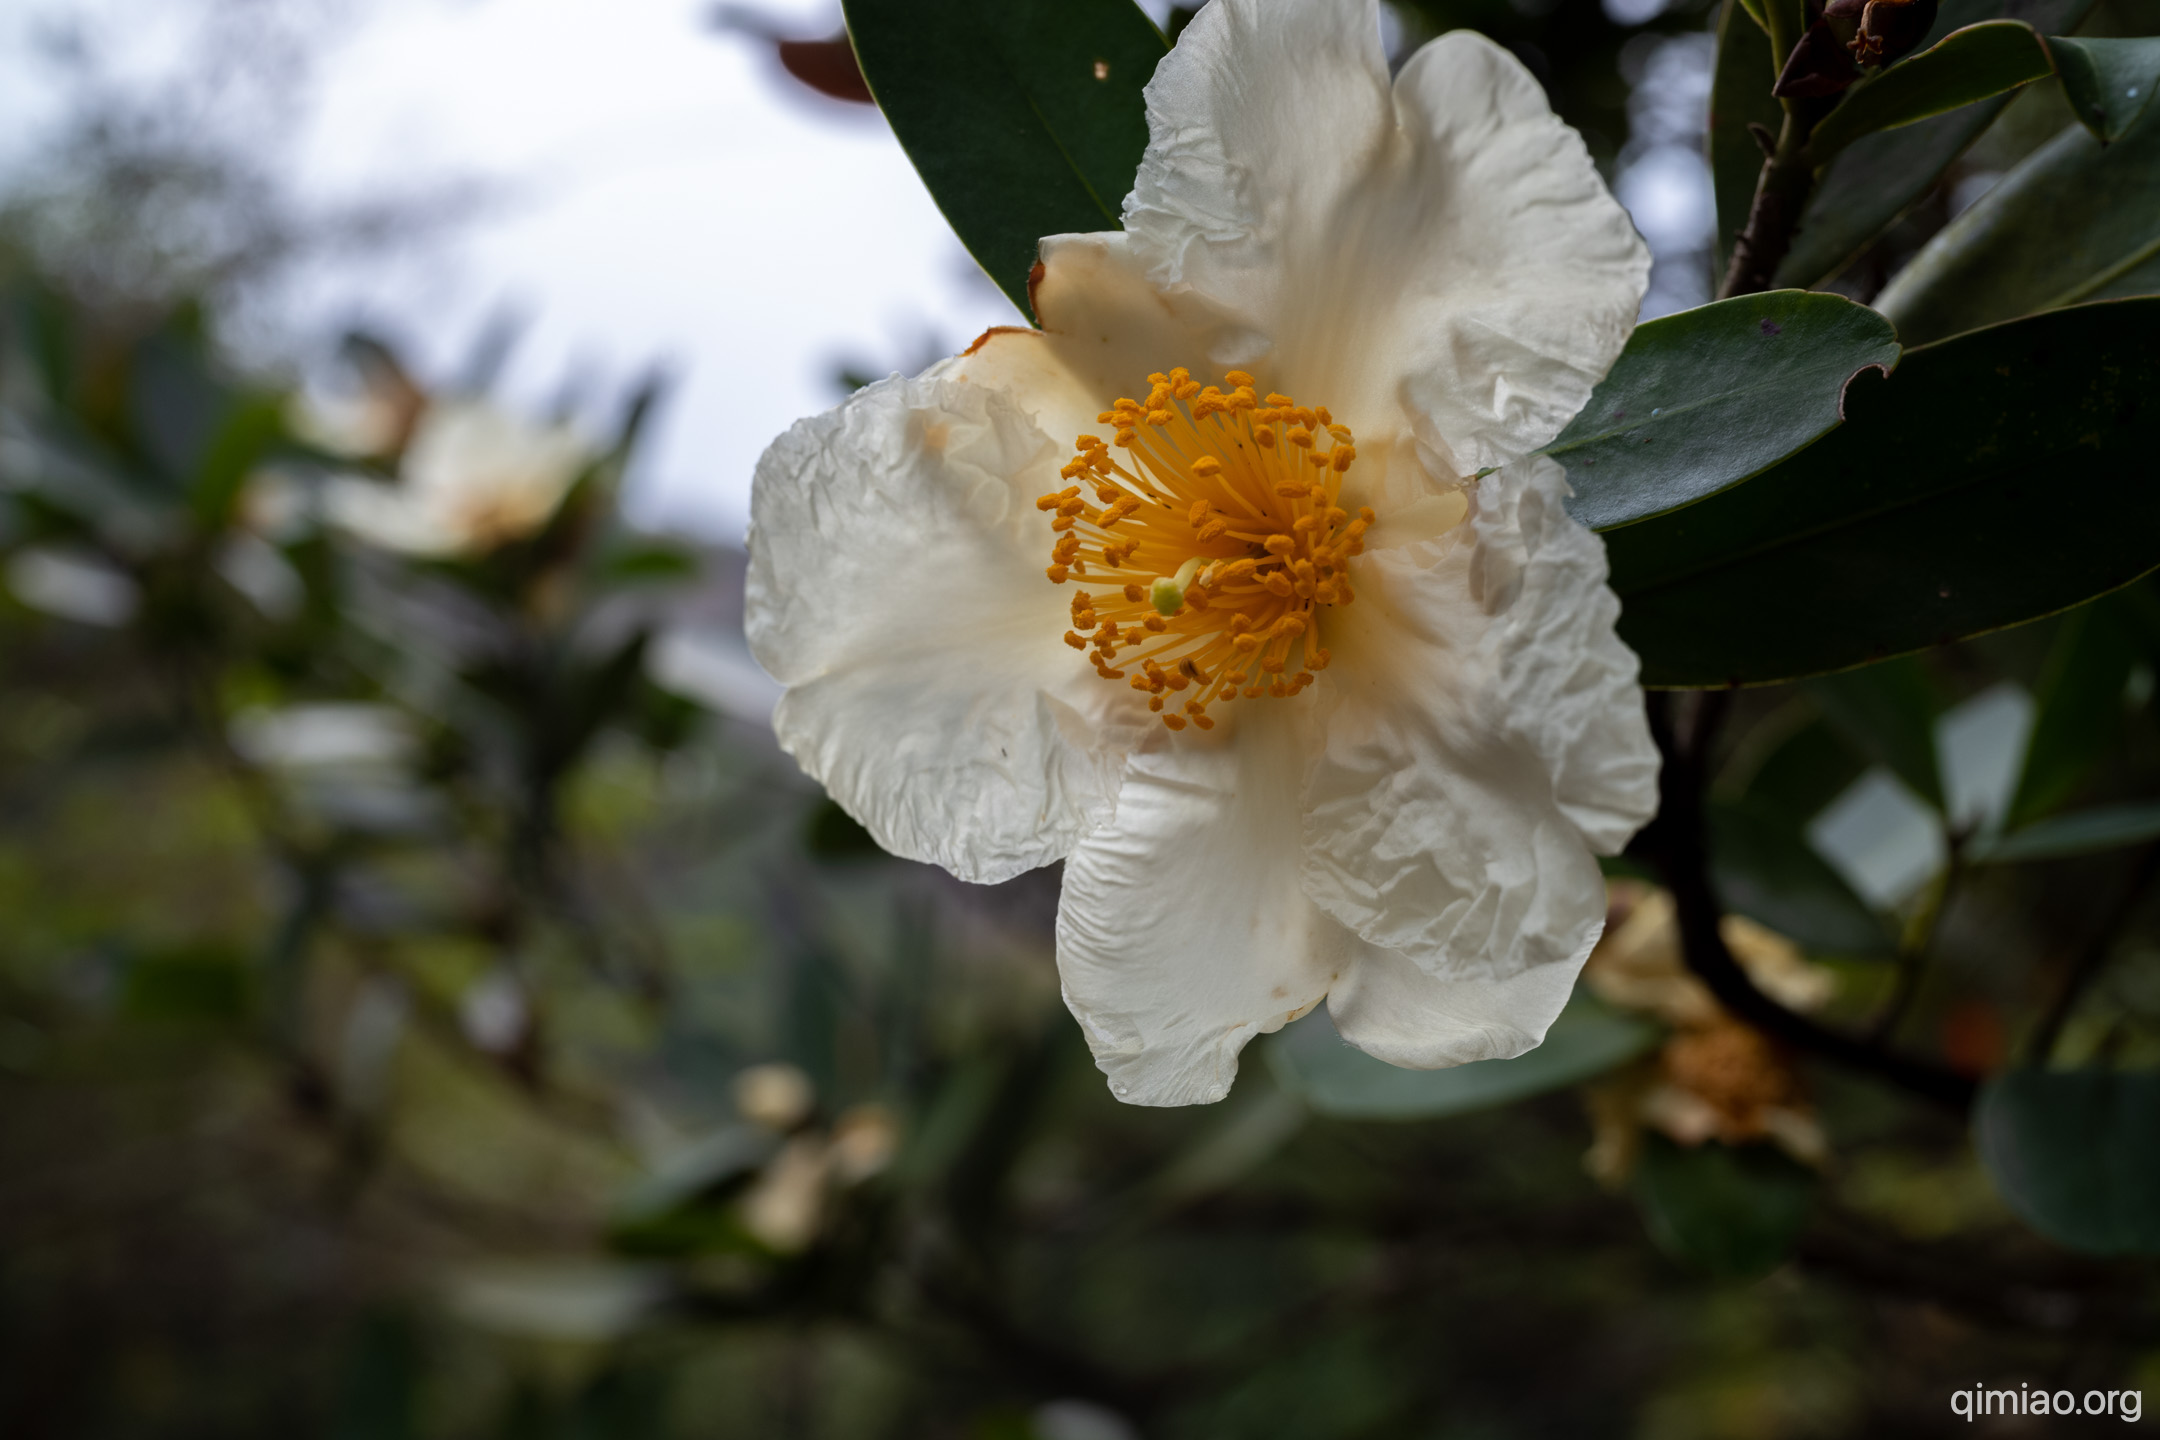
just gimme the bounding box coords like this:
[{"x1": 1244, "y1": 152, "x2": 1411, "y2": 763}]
[
  {"x1": 1639, "y1": 691, "x2": 1978, "y2": 1113},
  {"x1": 1719, "y1": 106, "x2": 1817, "y2": 299},
  {"x1": 2025, "y1": 842, "x2": 2160, "y2": 1065},
  {"x1": 1868, "y1": 832, "x2": 1964, "y2": 1045}
]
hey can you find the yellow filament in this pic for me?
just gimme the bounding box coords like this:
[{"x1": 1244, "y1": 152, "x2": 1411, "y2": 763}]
[{"x1": 1039, "y1": 366, "x2": 1371, "y2": 730}]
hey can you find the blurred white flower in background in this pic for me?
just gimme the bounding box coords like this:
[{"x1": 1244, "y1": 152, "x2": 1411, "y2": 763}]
[
  {"x1": 324, "y1": 399, "x2": 590, "y2": 558},
  {"x1": 731, "y1": 1061, "x2": 816, "y2": 1131},
  {"x1": 2, "y1": 546, "x2": 139, "y2": 626},
  {"x1": 1583, "y1": 884, "x2": 1838, "y2": 1182},
  {"x1": 728, "y1": 1062, "x2": 897, "y2": 1252}
]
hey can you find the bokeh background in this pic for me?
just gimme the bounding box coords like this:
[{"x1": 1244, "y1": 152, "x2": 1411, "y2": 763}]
[{"x1": 2, "y1": 2, "x2": 2156, "y2": 1437}]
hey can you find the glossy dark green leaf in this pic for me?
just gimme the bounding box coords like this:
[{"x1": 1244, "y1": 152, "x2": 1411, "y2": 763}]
[
  {"x1": 1710, "y1": 0, "x2": 1785, "y2": 276},
  {"x1": 1975, "y1": 1069, "x2": 2160, "y2": 1254},
  {"x1": 1267, "y1": 990, "x2": 1659, "y2": 1122},
  {"x1": 2007, "y1": 600, "x2": 2137, "y2": 826},
  {"x1": 2050, "y1": 35, "x2": 2160, "y2": 143},
  {"x1": 1967, "y1": 801, "x2": 2160, "y2": 863},
  {"x1": 1633, "y1": 1135, "x2": 1818, "y2": 1277},
  {"x1": 1805, "y1": 655, "x2": 1943, "y2": 808},
  {"x1": 1806, "y1": 22, "x2": 2053, "y2": 163},
  {"x1": 843, "y1": 0, "x2": 1167, "y2": 314},
  {"x1": 1609, "y1": 299, "x2": 2160, "y2": 687},
  {"x1": 1876, "y1": 112, "x2": 2160, "y2": 347},
  {"x1": 1548, "y1": 293, "x2": 1898, "y2": 532},
  {"x1": 1710, "y1": 798, "x2": 1897, "y2": 955},
  {"x1": 1775, "y1": 0, "x2": 2097, "y2": 287}
]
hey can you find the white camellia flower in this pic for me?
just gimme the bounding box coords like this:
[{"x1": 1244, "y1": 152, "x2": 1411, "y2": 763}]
[
  {"x1": 325, "y1": 400, "x2": 589, "y2": 559},
  {"x1": 748, "y1": 0, "x2": 1660, "y2": 1106}
]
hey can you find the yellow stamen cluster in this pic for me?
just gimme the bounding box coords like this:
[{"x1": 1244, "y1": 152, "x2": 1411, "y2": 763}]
[{"x1": 1038, "y1": 367, "x2": 1372, "y2": 731}]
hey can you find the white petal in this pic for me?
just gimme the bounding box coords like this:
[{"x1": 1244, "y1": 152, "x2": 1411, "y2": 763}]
[
  {"x1": 1126, "y1": 7, "x2": 1648, "y2": 470},
  {"x1": 1123, "y1": 0, "x2": 1392, "y2": 334},
  {"x1": 1328, "y1": 928, "x2": 1585, "y2": 1069},
  {"x1": 1057, "y1": 705, "x2": 1344, "y2": 1106},
  {"x1": 746, "y1": 374, "x2": 1148, "y2": 883},
  {"x1": 1480, "y1": 457, "x2": 1660, "y2": 855},
  {"x1": 945, "y1": 231, "x2": 1236, "y2": 431},
  {"x1": 1299, "y1": 457, "x2": 1651, "y2": 979}
]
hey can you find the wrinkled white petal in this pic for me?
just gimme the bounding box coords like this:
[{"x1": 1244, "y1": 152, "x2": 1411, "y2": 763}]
[
  {"x1": 1477, "y1": 457, "x2": 1659, "y2": 853},
  {"x1": 1328, "y1": 929, "x2": 1585, "y2": 1069},
  {"x1": 1058, "y1": 706, "x2": 1343, "y2": 1106},
  {"x1": 1299, "y1": 457, "x2": 1649, "y2": 979},
  {"x1": 1123, "y1": 0, "x2": 1391, "y2": 333},
  {"x1": 746, "y1": 374, "x2": 1147, "y2": 883},
  {"x1": 1126, "y1": 4, "x2": 1647, "y2": 471}
]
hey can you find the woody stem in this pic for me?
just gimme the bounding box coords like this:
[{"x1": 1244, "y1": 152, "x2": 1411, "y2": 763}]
[
  {"x1": 1720, "y1": 106, "x2": 1817, "y2": 299},
  {"x1": 1638, "y1": 691, "x2": 1978, "y2": 1113}
]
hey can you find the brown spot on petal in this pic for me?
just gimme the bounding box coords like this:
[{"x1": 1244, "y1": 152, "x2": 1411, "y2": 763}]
[{"x1": 962, "y1": 324, "x2": 1034, "y2": 357}]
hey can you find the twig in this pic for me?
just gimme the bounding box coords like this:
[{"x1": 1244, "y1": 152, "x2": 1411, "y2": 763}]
[
  {"x1": 1867, "y1": 832, "x2": 1965, "y2": 1046},
  {"x1": 1639, "y1": 692, "x2": 1978, "y2": 1113},
  {"x1": 2025, "y1": 842, "x2": 2160, "y2": 1065},
  {"x1": 1720, "y1": 108, "x2": 1817, "y2": 299}
]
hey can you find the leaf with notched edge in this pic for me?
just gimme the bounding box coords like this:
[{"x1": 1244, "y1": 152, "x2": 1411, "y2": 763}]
[
  {"x1": 1546, "y1": 292, "x2": 1898, "y2": 533},
  {"x1": 1608, "y1": 299, "x2": 2160, "y2": 688}
]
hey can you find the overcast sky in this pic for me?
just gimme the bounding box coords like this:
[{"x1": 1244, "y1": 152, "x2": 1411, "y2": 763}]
[{"x1": 0, "y1": 0, "x2": 1053, "y2": 539}]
